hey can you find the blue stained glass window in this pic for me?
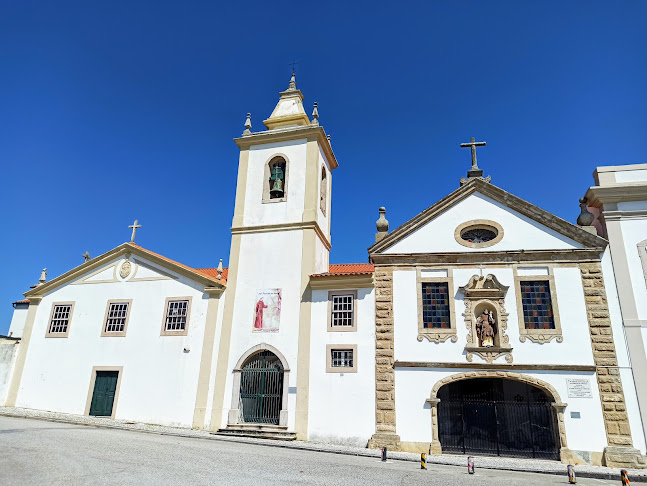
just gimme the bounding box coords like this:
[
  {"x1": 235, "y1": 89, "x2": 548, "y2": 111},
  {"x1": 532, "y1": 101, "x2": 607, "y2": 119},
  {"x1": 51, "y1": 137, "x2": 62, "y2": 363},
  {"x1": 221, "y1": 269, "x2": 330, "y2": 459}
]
[
  {"x1": 421, "y1": 282, "x2": 451, "y2": 329},
  {"x1": 520, "y1": 280, "x2": 555, "y2": 330}
]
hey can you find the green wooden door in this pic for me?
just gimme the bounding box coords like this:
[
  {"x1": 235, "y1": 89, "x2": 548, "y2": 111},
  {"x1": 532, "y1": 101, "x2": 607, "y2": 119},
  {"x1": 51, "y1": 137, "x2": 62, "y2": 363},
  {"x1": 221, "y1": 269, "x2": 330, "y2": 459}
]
[{"x1": 89, "y1": 371, "x2": 119, "y2": 417}]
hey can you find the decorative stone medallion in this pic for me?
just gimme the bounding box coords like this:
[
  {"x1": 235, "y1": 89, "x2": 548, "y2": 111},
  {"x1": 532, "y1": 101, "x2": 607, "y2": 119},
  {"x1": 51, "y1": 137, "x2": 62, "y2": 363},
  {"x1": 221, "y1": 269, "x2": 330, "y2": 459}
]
[{"x1": 119, "y1": 260, "x2": 132, "y2": 279}]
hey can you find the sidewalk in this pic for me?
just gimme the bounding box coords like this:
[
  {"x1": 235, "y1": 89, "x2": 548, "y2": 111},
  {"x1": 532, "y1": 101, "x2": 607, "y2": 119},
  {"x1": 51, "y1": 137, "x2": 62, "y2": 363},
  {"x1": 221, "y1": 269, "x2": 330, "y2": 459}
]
[{"x1": 1, "y1": 406, "x2": 646, "y2": 482}]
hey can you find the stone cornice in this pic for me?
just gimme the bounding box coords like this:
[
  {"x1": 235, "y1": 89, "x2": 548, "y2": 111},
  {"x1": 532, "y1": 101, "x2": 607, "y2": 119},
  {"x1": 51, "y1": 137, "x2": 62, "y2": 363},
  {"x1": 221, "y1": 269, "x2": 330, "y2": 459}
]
[
  {"x1": 599, "y1": 209, "x2": 647, "y2": 222},
  {"x1": 369, "y1": 178, "x2": 607, "y2": 254},
  {"x1": 585, "y1": 183, "x2": 647, "y2": 207},
  {"x1": 370, "y1": 249, "x2": 604, "y2": 265},
  {"x1": 309, "y1": 274, "x2": 374, "y2": 290},
  {"x1": 394, "y1": 361, "x2": 597, "y2": 371},
  {"x1": 234, "y1": 125, "x2": 338, "y2": 169},
  {"x1": 231, "y1": 220, "x2": 331, "y2": 251}
]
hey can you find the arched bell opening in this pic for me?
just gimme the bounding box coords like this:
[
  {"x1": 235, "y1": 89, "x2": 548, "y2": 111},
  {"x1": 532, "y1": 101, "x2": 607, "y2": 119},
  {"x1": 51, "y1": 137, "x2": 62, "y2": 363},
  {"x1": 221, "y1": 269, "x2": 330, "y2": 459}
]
[{"x1": 431, "y1": 375, "x2": 565, "y2": 460}]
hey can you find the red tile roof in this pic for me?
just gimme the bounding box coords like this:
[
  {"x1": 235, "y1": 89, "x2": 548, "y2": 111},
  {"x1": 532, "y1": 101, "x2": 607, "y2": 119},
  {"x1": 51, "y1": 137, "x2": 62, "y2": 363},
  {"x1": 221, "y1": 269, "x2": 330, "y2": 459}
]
[
  {"x1": 311, "y1": 263, "x2": 374, "y2": 277},
  {"x1": 194, "y1": 267, "x2": 228, "y2": 284},
  {"x1": 128, "y1": 243, "x2": 227, "y2": 285},
  {"x1": 12, "y1": 299, "x2": 30, "y2": 305}
]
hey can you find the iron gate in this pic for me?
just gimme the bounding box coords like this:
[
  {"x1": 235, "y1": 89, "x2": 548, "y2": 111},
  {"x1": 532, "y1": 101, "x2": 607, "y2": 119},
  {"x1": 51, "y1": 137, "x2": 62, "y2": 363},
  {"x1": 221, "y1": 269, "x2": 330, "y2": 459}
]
[
  {"x1": 437, "y1": 378, "x2": 560, "y2": 460},
  {"x1": 240, "y1": 350, "x2": 283, "y2": 425}
]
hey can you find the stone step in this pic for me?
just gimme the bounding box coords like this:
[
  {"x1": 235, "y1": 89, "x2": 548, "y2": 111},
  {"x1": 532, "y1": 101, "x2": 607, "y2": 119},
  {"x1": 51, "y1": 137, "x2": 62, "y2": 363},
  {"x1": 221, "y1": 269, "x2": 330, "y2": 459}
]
[{"x1": 214, "y1": 426, "x2": 296, "y2": 441}]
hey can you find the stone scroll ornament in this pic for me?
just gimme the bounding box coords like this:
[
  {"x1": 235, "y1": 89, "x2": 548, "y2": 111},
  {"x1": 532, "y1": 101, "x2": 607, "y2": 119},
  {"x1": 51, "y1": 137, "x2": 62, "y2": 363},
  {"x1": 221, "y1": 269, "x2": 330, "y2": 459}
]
[{"x1": 119, "y1": 260, "x2": 132, "y2": 279}]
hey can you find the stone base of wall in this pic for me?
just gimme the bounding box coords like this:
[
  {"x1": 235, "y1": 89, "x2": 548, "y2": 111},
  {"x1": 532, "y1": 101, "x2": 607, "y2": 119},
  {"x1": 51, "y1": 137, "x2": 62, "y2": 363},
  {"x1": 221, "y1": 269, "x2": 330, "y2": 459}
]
[
  {"x1": 368, "y1": 433, "x2": 401, "y2": 451},
  {"x1": 602, "y1": 446, "x2": 647, "y2": 469},
  {"x1": 560, "y1": 448, "x2": 604, "y2": 466}
]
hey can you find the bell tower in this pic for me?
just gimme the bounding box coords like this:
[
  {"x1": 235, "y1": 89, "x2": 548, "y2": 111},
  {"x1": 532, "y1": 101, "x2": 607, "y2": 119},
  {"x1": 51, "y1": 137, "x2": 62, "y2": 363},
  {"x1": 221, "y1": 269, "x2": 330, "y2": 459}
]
[{"x1": 210, "y1": 74, "x2": 338, "y2": 440}]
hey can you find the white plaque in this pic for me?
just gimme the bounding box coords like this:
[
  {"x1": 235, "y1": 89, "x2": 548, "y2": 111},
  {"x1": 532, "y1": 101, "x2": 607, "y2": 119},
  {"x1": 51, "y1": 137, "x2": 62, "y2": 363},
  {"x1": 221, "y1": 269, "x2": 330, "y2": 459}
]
[{"x1": 566, "y1": 378, "x2": 593, "y2": 398}]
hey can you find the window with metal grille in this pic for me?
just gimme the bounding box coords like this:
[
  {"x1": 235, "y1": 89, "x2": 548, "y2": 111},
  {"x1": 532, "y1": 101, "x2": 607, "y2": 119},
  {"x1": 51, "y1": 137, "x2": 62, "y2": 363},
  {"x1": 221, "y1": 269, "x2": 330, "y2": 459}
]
[
  {"x1": 520, "y1": 280, "x2": 555, "y2": 329},
  {"x1": 165, "y1": 300, "x2": 188, "y2": 331},
  {"x1": 421, "y1": 282, "x2": 451, "y2": 329},
  {"x1": 49, "y1": 305, "x2": 71, "y2": 334},
  {"x1": 331, "y1": 294, "x2": 353, "y2": 327},
  {"x1": 105, "y1": 302, "x2": 129, "y2": 333},
  {"x1": 331, "y1": 349, "x2": 354, "y2": 368}
]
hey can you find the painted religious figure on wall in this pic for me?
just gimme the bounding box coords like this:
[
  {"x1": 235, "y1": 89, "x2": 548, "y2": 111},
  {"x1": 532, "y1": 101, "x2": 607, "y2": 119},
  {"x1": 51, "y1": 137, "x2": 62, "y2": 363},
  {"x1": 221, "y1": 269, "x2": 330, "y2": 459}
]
[
  {"x1": 253, "y1": 289, "x2": 282, "y2": 332},
  {"x1": 476, "y1": 309, "x2": 497, "y2": 347}
]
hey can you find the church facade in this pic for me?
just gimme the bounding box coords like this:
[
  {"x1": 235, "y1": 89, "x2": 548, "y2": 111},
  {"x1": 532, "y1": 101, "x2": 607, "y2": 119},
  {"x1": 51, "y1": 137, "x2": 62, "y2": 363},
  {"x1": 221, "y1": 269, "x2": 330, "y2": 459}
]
[{"x1": 3, "y1": 75, "x2": 647, "y2": 468}]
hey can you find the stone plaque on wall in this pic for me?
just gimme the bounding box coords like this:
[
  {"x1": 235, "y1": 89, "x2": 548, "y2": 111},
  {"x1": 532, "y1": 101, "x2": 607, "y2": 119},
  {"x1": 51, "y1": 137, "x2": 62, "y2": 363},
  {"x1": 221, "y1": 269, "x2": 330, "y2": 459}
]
[{"x1": 566, "y1": 378, "x2": 593, "y2": 398}]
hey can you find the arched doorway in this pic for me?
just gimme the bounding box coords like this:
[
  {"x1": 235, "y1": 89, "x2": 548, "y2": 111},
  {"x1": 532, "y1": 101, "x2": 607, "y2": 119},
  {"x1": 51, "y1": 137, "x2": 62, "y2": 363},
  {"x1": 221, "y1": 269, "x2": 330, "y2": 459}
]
[
  {"x1": 437, "y1": 377, "x2": 561, "y2": 460},
  {"x1": 239, "y1": 350, "x2": 284, "y2": 425}
]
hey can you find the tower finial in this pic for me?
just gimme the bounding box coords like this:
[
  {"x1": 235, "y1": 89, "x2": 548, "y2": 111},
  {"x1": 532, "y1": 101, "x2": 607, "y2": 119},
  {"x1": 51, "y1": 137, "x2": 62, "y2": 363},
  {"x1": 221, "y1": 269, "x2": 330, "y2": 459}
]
[
  {"x1": 243, "y1": 113, "x2": 252, "y2": 135},
  {"x1": 375, "y1": 207, "x2": 389, "y2": 243},
  {"x1": 288, "y1": 72, "x2": 297, "y2": 91},
  {"x1": 39, "y1": 268, "x2": 47, "y2": 284},
  {"x1": 311, "y1": 102, "x2": 319, "y2": 126},
  {"x1": 216, "y1": 258, "x2": 223, "y2": 280}
]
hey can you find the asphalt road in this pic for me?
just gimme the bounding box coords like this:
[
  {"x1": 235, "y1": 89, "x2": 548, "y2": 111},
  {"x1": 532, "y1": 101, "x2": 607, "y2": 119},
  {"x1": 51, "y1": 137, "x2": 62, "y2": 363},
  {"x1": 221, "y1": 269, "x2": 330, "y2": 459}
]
[{"x1": 0, "y1": 416, "x2": 618, "y2": 485}]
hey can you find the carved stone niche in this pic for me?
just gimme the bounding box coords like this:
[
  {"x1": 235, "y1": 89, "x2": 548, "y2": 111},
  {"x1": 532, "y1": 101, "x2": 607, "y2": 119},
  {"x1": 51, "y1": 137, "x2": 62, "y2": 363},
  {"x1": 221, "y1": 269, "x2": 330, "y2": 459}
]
[{"x1": 459, "y1": 274, "x2": 513, "y2": 364}]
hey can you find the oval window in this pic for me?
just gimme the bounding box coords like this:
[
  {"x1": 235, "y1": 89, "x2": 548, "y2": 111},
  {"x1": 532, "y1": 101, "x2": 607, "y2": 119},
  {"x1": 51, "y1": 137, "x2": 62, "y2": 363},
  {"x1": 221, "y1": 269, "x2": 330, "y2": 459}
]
[
  {"x1": 454, "y1": 220, "x2": 504, "y2": 248},
  {"x1": 461, "y1": 227, "x2": 498, "y2": 244}
]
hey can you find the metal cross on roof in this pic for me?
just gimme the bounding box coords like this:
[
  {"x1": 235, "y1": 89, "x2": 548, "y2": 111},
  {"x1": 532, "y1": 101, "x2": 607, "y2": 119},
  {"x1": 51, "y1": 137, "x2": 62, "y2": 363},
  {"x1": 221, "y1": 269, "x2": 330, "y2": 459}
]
[
  {"x1": 129, "y1": 219, "x2": 142, "y2": 243},
  {"x1": 288, "y1": 60, "x2": 300, "y2": 74},
  {"x1": 460, "y1": 137, "x2": 487, "y2": 171}
]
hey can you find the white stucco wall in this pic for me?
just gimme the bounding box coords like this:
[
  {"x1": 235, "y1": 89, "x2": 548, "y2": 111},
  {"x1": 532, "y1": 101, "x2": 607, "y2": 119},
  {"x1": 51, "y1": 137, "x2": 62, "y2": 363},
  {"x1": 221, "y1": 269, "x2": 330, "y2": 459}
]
[
  {"x1": 615, "y1": 169, "x2": 647, "y2": 183},
  {"x1": 316, "y1": 147, "x2": 331, "y2": 237},
  {"x1": 308, "y1": 287, "x2": 375, "y2": 446},
  {"x1": 217, "y1": 230, "x2": 305, "y2": 430},
  {"x1": 393, "y1": 266, "x2": 595, "y2": 367},
  {"x1": 0, "y1": 341, "x2": 19, "y2": 405},
  {"x1": 8, "y1": 305, "x2": 28, "y2": 338},
  {"x1": 394, "y1": 368, "x2": 609, "y2": 453},
  {"x1": 616, "y1": 219, "x2": 647, "y2": 320},
  {"x1": 16, "y1": 256, "x2": 213, "y2": 428},
  {"x1": 384, "y1": 193, "x2": 584, "y2": 254},
  {"x1": 243, "y1": 139, "x2": 308, "y2": 227}
]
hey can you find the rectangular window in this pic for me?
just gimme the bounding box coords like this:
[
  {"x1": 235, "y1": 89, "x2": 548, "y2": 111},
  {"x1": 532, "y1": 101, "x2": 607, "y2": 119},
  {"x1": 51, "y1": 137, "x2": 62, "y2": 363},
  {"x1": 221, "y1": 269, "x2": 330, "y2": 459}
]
[
  {"x1": 421, "y1": 282, "x2": 451, "y2": 329},
  {"x1": 165, "y1": 299, "x2": 189, "y2": 331},
  {"x1": 331, "y1": 349, "x2": 354, "y2": 368},
  {"x1": 101, "y1": 300, "x2": 132, "y2": 337},
  {"x1": 326, "y1": 344, "x2": 357, "y2": 373},
  {"x1": 48, "y1": 304, "x2": 72, "y2": 335},
  {"x1": 331, "y1": 294, "x2": 353, "y2": 327},
  {"x1": 520, "y1": 280, "x2": 555, "y2": 330}
]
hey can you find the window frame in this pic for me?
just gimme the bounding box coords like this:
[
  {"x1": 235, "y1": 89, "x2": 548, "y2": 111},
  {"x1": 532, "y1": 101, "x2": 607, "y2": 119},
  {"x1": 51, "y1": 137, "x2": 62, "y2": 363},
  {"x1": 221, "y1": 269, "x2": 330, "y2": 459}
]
[
  {"x1": 514, "y1": 266, "x2": 563, "y2": 344},
  {"x1": 160, "y1": 296, "x2": 193, "y2": 336},
  {"x1": 326, "y1": 344, "x2": 357, "y2": 373},
  {"x1": 416, "y1": 269, "x2": 457, "y2": 342},
  {"x1": 327, "y1": 290, "x2": 358, "y2": 332},
  {"x1": 45, "y1": 302, "x2": 75, "y2": 338},
  {"x1": 454, "y1": 219, "x2": 504, "y2": 249},
  {"x1": 320, "y1": 165, "x2": 327, "y2": 215},
  {"x1": 262, "y1": 155, "x2": 290, "y2": 204},
  {"x1": 101, "y1": 299, "x2": 133, "y2": 337}
]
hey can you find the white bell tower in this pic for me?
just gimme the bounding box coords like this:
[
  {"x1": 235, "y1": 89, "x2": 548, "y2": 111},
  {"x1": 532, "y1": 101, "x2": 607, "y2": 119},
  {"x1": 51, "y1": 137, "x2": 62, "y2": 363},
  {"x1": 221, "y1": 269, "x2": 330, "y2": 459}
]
[{"x1": 210, "y1": 74, "x2": 338, "y2": 440}]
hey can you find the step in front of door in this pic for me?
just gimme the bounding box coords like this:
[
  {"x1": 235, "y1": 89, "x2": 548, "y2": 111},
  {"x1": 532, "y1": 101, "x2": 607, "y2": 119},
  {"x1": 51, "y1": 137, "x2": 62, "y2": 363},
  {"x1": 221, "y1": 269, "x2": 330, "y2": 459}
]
[{"x1": 214, "y1": 426, "x2": 296, "y2": 441}]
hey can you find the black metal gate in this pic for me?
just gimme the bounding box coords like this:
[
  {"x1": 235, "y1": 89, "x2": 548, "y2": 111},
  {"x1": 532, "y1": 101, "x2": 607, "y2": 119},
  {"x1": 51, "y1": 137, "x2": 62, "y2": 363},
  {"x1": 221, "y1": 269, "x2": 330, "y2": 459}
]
[
  {"x1": 240, "y1": 350, "x2": 283, "y2": 425},
  {"x1": 437, "y1": 378, "x2": 560, "y2": 460}
]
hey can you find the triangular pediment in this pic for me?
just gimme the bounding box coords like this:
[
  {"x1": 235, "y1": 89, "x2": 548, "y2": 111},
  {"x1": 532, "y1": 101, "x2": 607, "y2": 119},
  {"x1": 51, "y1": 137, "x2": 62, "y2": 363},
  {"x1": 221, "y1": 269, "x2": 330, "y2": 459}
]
[
  {"x1": 369, "y1": 179, "x2": 607, "y2": 255},
  {"x1": 24, "y1": 242, "x2": 224, "y2": 298}
]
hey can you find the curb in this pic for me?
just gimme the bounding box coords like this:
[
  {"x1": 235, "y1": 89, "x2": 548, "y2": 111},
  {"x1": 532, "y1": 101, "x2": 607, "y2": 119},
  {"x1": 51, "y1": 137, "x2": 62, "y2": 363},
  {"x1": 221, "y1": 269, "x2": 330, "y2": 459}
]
[{"x1": 1, "y1": 410, "x2": 646, "y2": 482}]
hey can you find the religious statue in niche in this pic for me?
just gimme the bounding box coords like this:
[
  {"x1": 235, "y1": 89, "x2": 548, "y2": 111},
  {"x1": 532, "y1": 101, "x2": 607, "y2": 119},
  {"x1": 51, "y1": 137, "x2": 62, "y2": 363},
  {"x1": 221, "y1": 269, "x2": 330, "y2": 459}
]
[
  {"x1": 459, "y1": 273, "x2": 513, "y2": 363},
  {"x1": 253, "y1": 289, "x2": 281, "y2": 332},
  {"x1": 476, "y1": 309, "x2": 497, "y2": 347}
]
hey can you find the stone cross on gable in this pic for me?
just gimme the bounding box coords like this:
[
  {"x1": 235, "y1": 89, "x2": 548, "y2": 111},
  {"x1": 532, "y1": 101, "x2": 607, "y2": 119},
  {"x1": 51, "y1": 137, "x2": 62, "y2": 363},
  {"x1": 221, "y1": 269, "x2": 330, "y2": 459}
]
[
  {"x1": 459, "y1": 137, "x2": 491, "y2": 186},
  {"x1": 129, "y1": 219, "x2": 142, "y2": 243},
  {"x1": 460, "y1": 137, "x2": 486, "y2": 171}
]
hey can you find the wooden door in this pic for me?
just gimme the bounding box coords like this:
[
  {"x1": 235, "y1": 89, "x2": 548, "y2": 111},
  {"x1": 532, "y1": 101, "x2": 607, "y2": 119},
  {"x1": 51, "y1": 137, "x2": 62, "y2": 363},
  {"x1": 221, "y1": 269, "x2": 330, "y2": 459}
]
[{"x1": 89, "y1": 371, "x2": 119, "y2": 417}]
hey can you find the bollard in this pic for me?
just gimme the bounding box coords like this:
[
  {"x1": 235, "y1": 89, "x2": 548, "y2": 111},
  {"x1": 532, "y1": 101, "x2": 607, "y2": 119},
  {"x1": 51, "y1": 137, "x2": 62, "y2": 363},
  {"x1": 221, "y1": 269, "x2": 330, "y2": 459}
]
[
  {"x1": 621, "y1": 469, "x2": 630, "y2": 485},
  {"x1": 567, "y1": 464, "x2": 576, "y2": 484},
  {"x1": 381, "y1": 447, "x2": 387, "y2": 462},
  {"x1": 467, "y1": 456, "x2": 475, "y2": 474},
  {"x1": 421, "y1": 453, "x2": 427, "y2": 470}
]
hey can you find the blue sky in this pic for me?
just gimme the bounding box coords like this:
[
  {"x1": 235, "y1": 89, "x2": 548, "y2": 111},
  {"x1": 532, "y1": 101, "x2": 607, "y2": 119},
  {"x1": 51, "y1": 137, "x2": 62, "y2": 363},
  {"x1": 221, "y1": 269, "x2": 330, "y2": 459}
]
[{"x1": 1, "y1": 1, "x2": 646, "y2": 333}]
